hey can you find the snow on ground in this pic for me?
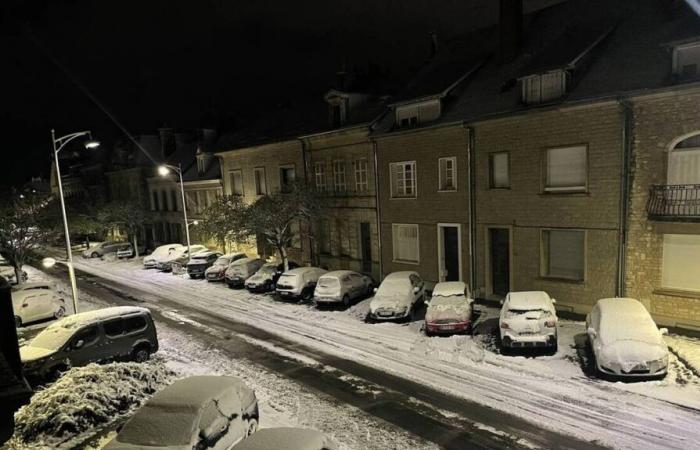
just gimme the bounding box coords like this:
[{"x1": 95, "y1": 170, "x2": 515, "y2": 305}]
[
  {"x1": 666, "y1": 334, "x2": 700, "y2": 377},
  {"x1": 69, "y1": 257, "x2": 700, "y2": 450}
]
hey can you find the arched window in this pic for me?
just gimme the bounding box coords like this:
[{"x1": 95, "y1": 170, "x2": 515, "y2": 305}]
[{"x1": 668, "y1": 133, "x2": 700, "y2": 185}]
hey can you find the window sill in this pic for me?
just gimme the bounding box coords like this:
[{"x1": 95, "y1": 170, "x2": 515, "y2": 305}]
[
  {"x1": 653, "y1": 288, "x2": 700, "y2": 300},
  {"x1": 540, "y1": 190, "x2": 589, "y2": 196},
  {"x1": 488, "y1": 187, "x2": 511, "y2": 190},
  {"x1": 437, "y1": 189, "x2": 458, "y2": 193},
  {"x1": 538, "y1": 276, "x2": 585, "y2": 284},
  {"x1": 390, "y1": 196, "x2": 417, "y2": 200},
  {"x1": 392, "y1": 259, "x2": 420, "y2": 265}
]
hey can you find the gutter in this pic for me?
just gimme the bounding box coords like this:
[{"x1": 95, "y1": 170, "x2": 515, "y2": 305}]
[
  {"x1": 617, "y1": 98, "x2": 633, "y2": 297},
  {"x1": 464, "y1": 125, "x2": 477, "y2": 291}
]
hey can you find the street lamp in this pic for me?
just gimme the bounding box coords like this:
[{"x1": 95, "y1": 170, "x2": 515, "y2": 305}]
[
  {"x1": 52, "y1": 129, "x2": 100, "y2": 314},
  {"x1": 158, "y1": 164, "x2": 192, "y2": 261}
]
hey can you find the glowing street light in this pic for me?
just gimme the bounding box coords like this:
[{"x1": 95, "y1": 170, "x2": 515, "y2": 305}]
[{"x1": 158, "y1": 164, "x2": 192, "y2": 260}]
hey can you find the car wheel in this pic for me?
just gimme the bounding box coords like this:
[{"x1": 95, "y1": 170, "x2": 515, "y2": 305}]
[
  {"x1": 14, "y1": 316, "x2": 22, "y2": 328},
  {"x1": 54, "y1": 306, "x2": 65, "y2": 320},
  {"x1": 91, "y1": 252, "x2": 99, "y2": 258},
  {"x1": 244, "y1": 417, "x2": 258, "y2": 437},
  {"x1": 342, "y1": 294, "x2": 350, "y2": 307},
  {"x1": 131, "y1": 346, "x2": 150, "y2": 363}
]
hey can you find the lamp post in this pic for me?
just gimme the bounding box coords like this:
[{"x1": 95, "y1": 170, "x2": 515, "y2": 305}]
[
  {"x1": 158, "y1": 164, "x2": 191, "y2": 260},
  {"x1": 51, "y1": 129, "x2": 100, "y2": 314}
]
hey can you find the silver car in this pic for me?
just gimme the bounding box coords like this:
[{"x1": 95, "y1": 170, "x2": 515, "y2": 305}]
[
  {"x1": 82, "y1": 241, "x2": 127, "y2": 258},
  {"x1": 314, "y1": 270, "x2": 373, "y2": 307}
]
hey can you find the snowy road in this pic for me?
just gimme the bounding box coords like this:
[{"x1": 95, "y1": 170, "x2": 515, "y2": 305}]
[{"x1": 44, "y1": 256, "x2": 700, "y2": 449}]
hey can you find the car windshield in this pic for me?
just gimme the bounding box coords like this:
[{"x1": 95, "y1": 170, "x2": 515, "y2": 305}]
[
  {"x1": 214, "y1": 257, "x2": 230, "y2": 266},
  {"x1": 430, "y1": 295, "x2": 466, "y2": 306},
  {"x1": 317, "y1": 277, "x2": 339, "y2": 289},
  {"x1": 30, "y1": 325, "x2": 74, "y2": 351},
  {"x1": 259, "y1": 265, "x2": 277, "y2": 275},
  {"x1": 278, "y1": 273, "x2": 297, "y2": 283},
  {"x1": 376, "y1": 279, "x2": 411, "y2": 297},
  {"x1": 118, "y1": 406, "x2": 197, "y2": 446},
  {"x1": 505, "y1": 308, "x2": 550, "y2": 318}
]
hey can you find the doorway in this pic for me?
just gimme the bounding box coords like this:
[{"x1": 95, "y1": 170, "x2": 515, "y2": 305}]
[
  {"x1": 489, "y1": 228, "x2": 510, "y2": 296},
  {"x1": 438, "y1": 224, "x2": 461, "y2": 282},
  {"x1": 360, "y1": 222, "x2": 372, "y2": 274}
]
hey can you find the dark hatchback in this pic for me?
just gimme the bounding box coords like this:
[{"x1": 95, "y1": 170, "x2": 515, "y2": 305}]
[{"x1": 186, "y1": 251, "x2": 222, "y2": 279}]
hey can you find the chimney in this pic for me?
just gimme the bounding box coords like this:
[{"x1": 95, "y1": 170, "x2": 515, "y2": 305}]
[
  {"x1": 499, "y1": 0, "x2": 523, "y2": 63},
  {"x1": 430, "y1": 31, "x2": 439, "y2": 58}
]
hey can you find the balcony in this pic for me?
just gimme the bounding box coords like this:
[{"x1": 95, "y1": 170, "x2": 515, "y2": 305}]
[{"x1": 647, "y1": 184, "x2": 700, "y2": 221}]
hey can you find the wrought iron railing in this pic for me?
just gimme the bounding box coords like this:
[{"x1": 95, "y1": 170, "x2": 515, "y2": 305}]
[{"x1": 647, "y1": 184, "x2": 700, "y2": 221}]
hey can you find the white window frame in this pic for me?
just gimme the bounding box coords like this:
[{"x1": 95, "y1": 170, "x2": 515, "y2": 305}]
[
  {"x1": 392, "y1": 223, "x2": 420, "y2": 264},
  {"x1": 333, "y1": 160, "x2": 346, "y2": 192},
  {"x1": 390, "y1": 161, "x2": 417, "y2": 199},
  {"x1": 540, "y1": 228, "x2": 587, "y2": 281},
  {"x1": 438, "y1": 157, "x2": 457, "y2": 192},
  {"x1": 254, "y1": 167, "x2": 267, "y2": 195},
  {"x1": 314, "y1": 162, "x2": 327, "y2": 192},
  {"x1": 354, "y1": 159, "x2": 369, "y2": 192},
  {"x1": 544, "y1": 145, "x2": 588, "y2": 193},
  {"x1": 230, "y1": 170, "x2": 244, "y2": 196}
]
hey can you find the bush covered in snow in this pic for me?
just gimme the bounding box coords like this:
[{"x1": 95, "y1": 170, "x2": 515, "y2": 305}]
[{"x1": 9, "y1": 361, "x2": 175, "y2": 449}]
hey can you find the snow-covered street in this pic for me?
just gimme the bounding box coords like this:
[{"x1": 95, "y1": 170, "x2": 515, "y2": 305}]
[{"x1": 46, "y1": 256, "x2": 700, "y2": 450}]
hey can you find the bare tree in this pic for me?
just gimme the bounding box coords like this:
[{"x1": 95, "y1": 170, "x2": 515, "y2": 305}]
[
  {"x1": 198, "y1": 195, "x2": 250, "y2": 253},
  {"x1": 98, "y1": 201, "x2": 149, "y2": 258}
]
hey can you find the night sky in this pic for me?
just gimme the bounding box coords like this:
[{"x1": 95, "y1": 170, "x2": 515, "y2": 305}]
[{"x1": 2, "y1": 0, "x2": 515, "y2": 190}]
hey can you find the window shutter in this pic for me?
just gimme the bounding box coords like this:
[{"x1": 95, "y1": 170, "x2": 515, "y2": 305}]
[
  {"x1": 491, "y1": 153, "x2": 509, "y2": 188},
  {"x1": 544, "y1": 230, "x2": 584, "y2": 280},
  {"x1": 393, "y1": 224, "x2": 419, "y2": 262},
  {"x1": 662, "y1": 234, "x2": 700, "y2": 291},
  {"x1": 546, "y1": 146, "x2": 586, "y2": 190},
  {"x1": 668, "y1": 148, "x2": 700, "y2": 185}
]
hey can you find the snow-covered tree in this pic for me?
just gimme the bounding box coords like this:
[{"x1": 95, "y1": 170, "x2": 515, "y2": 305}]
[
  {"x1": 246, "y1": 182, "x2": 323, "y2": 270},
  {"x1": 98, "y1": 201, "x2": 149, "y2": 257},
  {"x1": 198, "y1": 195, "x2": 249, "y2": 252},
  {"x1": 0, "y1": 193, "x2": 55, "y2": 285}
]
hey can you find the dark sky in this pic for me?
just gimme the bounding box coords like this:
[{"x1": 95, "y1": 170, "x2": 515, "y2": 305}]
[{"x1": 2, "y1": 0, "x2": 520, "y2": 189}]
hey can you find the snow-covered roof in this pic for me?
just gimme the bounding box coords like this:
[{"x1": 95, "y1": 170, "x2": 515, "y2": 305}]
[
  {"x1": 432, "y1": 281, "x2": 466, "y2": 297},
  {"x1": 384, "y1": 271, "x2": 418, "y2": 280},
  {"x1": 51, "y1": 306, "x2": 150, "y2": 331},
  {"x1": 233, "y1": 427, "x2": 329, "y2": 450},
  {"x1": 506, "y1": 291, "x2": 551, "y2": 310}
]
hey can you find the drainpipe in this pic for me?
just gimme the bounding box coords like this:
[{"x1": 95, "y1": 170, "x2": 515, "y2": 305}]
[
  {"x1": 372, "y1": 138, "x2": 383, "y2": 280},
  {"x1": 464, "y1": 124, "x2": 477, "y2": 291},
  {"x1": 617, "y1": 99, "x2": 632, "y2": 297},
  {"x1": 299, "y1": 137, "x2": 315, "y2": 266}
]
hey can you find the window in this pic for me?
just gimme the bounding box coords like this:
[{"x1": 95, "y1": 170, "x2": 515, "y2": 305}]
[
  {"x1": 230, "y1": 170, "x2": 244, "y2": 196},
  {"x1": 171, "y1": 190, "x2": 179, "y2": 211},
  {"x1": 314, "y1": 162, "x2": 327, "y2": 192},
  {"x1": 290, "y1": 220, "x2": 301, "y2": 249},
  {"x1": 662, "y1": 234, "x2": 700, "y2": 292},
  {"x1": 354, "y1": 159, "x2": 369, "y2": 192},
  {"x1": 544, "y1": 146, "x2": 587, "y2": 192},
  {"x1": 489, "y1": 152, "x2": 510, "y2": 188},
  {"x1": 152, "y1": 191, "x2": 159, "y2": 211},
  {"x1": 673, "y1": 42, "x2": 700, "y2": 79},
  {"x1": 522, "y1": 70, "x2": 567, "y2": 104},
  {"x1": 333, "y1": 161, "x2": 346, "y2": 192},
  {"x1": 161, "y1": 191, "x2": 168, "y2": 211},
  {"x1": 104, "y1": 320, "x2": 123, "y2": 338},
  {"x1": 390, "y1": 161, "x2": 417, "y2": 198},
  {"x1": 392, "y1": 224, "x2": 419, "y2": 263},
  {"x1": 123, "y1": 315, "x2": 148, "y2": 334},
  {"x1": 72, "y1": 326, "x2": 99, "y2": 348},
  {"x1": 254, "y1": 167, "x2": 267, "y2": 195},
  {"x1": 395, "y1": 100, "x2": 441, "y2": 127},
  {"x1": 541, "y1": 229, "x2": 585, "y2": 281},
  {"x1": 338, "y1": 221, "x2": 350, "y2": 256},
  {"x1": 280, "y1": 166, "x2": 296, "y2": 191},
  {"x1": 438, "y1": 157, "x2": 457, "y2": 191}
]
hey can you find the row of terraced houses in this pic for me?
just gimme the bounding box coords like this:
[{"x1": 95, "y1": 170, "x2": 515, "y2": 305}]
[{"x1": 91, "y1": 0, "x2": 700, "y2": 331}]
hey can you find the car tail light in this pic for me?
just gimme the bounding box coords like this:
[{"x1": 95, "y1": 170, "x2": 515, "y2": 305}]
[
  {"x1": 500, "y1": 322, "x2": 509, "y2": 329},
  {"x1": 545, "y1": 320, "x2": 556, "y2": 328}
]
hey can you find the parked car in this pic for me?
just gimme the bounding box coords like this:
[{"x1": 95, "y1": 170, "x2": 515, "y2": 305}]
[
  {"x1": 314, "y1": 270, "x2": 373, "y2": 307},
  {"x1": 12, "y1": 282, "x2": 65, "y2": 328},
  {"x1": 0, "y1": 261, "x2": 27, "y2": 284},
  {"x1": 205, "y1": 252, "x2": 247, "y2": 282},
  {"x1": 187, "y1": 251, "x2": 223, "y2": 278},
  {"x1": 225, "y1": 257, "x2": 264, "y2": 288},
  {"x1": 424, "y1": 281, "x2": 473, "y2": 335},
  {"x1": 143, "y1": 243, "x2": 184, "y2": 269},
  {"x1": 156, "y1": 245, "x2": 208, "y2": 272},
  {"x1": 20, "y1": 306, "x2": 158, "y2": 380},
  {"x1": 499, "y1": 291, "x2": 558, "y2": 351},
  {"x1": 367, "y1": 271, "x2": 425, "y2": 322},
  {"x1": 586, "y1": 297, "x2": 669, "y2": 378},
  {"x1": 244, "y1": 261, "x2": 299, "y2": 293},
  {"x1": 234, "y1": 428, "x2": 338, "y2": 450},
  {"x1": 82, "y1": 241, "x2": 127, "y2": 258},
  {"x1": 275, "y1": 267, "x2": 327, "y2": 301},
  {"x1": 106, "y1": 375, "x2": 259, "y2": 450}
]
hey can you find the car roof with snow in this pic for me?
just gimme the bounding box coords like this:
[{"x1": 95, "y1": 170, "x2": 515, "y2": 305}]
[
  {"x1": 282, "y1": 267, "x2": 325, "y2": 275},
  {"x1": 506, "y1": 291, "x2": 552, "y2": 309},
  {"x1": 384, "y1": 271, "x2": 418, "y2": 280},
  {"x1": 190, "y1": 251, "x2": 218, "y2": 258},
  {"x1": 432, "y1": 281, "x2": 467, "y2": 297},
  {"x1": 231, "y1": 256, "x2": 260, "y2": 265},
  {"x1": 146, "y1": 376, "x2": 249, "y2": 411},
  {"x1": 320, "y1": 270, "x2": 358, "y2": 279},
  {"x1": 233, "y1": 427, "x2": 332, "y2": 450},
  {"x1": 595, "y1": 298, "x2": 662, "y2": 343},
  {"x1": 222, "y1": 252, "x2": 246, "y2": 259},
  {"x1": 49, "y1": 306, "x2": 150, "y2": 330}
]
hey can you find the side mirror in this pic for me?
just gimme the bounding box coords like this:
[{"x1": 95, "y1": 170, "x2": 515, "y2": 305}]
[
  {"x1": 73, "y1": 339, "x2": 85, "y2": 349},
  {"x1": 412, "y1": 287, "x2": 420, "y2": 294},
  {"x1": 587, "y1": 327, "x2": 597, "y2": 339},
  {"x1": 551, "y1": 298, "x2": 557, "y2": 304},
  {"x1": 499, "y1": 299, "x2": 504, "y2": 306},
  {"x1": 659, "y1": 327, "x2": 669, "y2": 336},
  {"x1": 373, "y1": 287, "x2": 378, "y2": 293},
  {"x1": 424, "y1": 300, "x2": 431, "y2": 307}
]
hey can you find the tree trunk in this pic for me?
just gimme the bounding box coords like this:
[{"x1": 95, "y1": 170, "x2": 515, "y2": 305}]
[
  {"x1": 133, "y1": 234, "x2": 140, "y2": 258},
  {"x1": 279, "y1": 246, "x2": 289, "y2": 272},
  {"x1": 86, "y1": 237, "x2": 91, "y2": 249},
  {"x1": 14, "y1": 264, "x2": 24, "y2": 286}
]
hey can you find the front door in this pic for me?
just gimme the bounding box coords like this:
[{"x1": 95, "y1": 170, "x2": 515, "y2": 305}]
[
  {"x1": 360, "y1": 222, "x2": 372, "y2": 274},
  {"x1": 489, "y1": 228, "x2": 510, "y2": 296},
  {"x1": 441, "y1": 226, "x2": 460, "y2": 281}
]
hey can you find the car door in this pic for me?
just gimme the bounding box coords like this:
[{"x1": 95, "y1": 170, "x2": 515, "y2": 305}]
[
  {"x1": 198, "y1": 401, "x2": 241, "y2": 450},
  {"x1": 16, "y1": 292, "x2": 38, "y2": 322},
  {"x1": 67, "y1": 325, "x2": 102, "y2": 366}
]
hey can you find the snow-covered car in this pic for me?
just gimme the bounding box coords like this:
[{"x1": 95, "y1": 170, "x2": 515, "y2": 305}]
[
  {"x1": 143, "y1": 243, "x2": 184, "y2": 269},
  {"x1": 20, "y1": 306, "x2": 158, "y2": 380},
  {"x1": 586, "y1": 297, "x2": 669, "y2": 378},
  {"x1": 186, "y1": 251, "x2": 223, "y2": 278},
  {"x1": 116, "y1": 243, "x2": 134, "y2": 259},
  {"x1": 82, "y1": 241, "x2": 127, "y2": 258},
  {"x1": 314, "y1": 270, "x2": 373, "y2": 307},
  {"x1": 105, "y1": 375, "x2": 259, "y2": 450},
  {"x1": 233, "y1": 427, "x2": 338, "y2": 450},
  {"x1": 205, "y1": 252, "x2": 247, "y2": 282},
  {"x1": 0, "y1": 262, "x2": 27, "y2": 284},
  {"x1": 156, "y1": 245, "x2": 208, "y2": 272},
  {"x1": 12, "y1": 282, "x2": 65, "y2": 328},
  {"x1": 499, "y1": 291, "x2": 558, "y2": 351},
  {"x1": 224, "y1": 257, "x2": 264, "y2": 288},
  {"x1": 367, "y1": 271, "x2": 425, "y2": 322},
  {"x1": 244, "y1": 261, "x2": 299, "y2": 293},
  {"x1": 424, "y1": 281, "x2": 473, "y2": 335},
  {"x1": 275, "y1": 267, "x2": 327, "y2": 301}
]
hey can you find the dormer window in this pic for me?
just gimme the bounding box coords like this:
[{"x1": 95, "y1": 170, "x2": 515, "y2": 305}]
[
  {"x1": 673, "y1": 41, "x2": 700, "y2": 80},
  {"x1": 521, "y1": 70, "x2": 568, "y2": 105},
  {"x1": 327, "y1": 97, "x2": 348, "y2": 128},
  {"x1": 395, "y1": 99, "x2": 441, "y2": 128}
]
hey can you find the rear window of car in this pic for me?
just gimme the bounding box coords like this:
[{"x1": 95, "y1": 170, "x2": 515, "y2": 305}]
[
  {"x1": 317, "y1": 277, "x2": 339, "y2": 288},
  {"x1": 124, "y1": 316, "x2": 148, "y2": 334}
]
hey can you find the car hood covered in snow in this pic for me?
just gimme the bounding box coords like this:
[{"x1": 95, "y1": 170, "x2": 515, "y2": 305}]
[
  {"x1": 370, "y1": 294, "x2": 412, "y2": 312},
  {"x1": 20, "y1": 345, "x2": 56, "y2": 362}
]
